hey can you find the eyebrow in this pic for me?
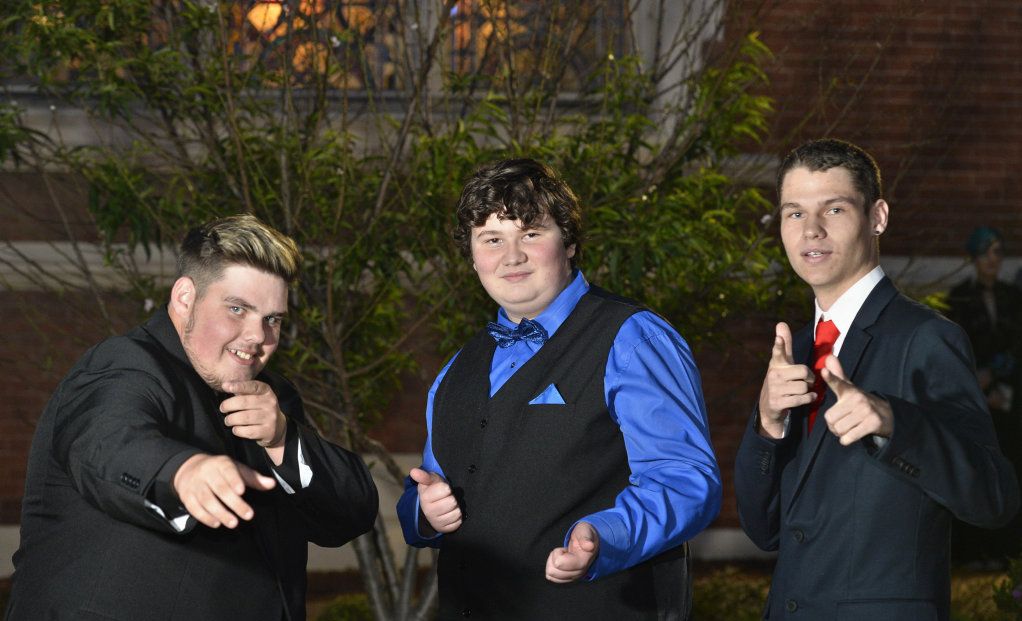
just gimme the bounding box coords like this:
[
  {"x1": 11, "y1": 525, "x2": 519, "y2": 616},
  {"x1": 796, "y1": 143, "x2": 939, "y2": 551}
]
[
  {"x1": 780, "y1": 195, "x2": 860, "y2": 210},
  {"x1": 224, "y1": 296, "x2": 287, "y2": 317},
  {"x1": 474, "y1": 221, "x2": 551, "y2": 237}
]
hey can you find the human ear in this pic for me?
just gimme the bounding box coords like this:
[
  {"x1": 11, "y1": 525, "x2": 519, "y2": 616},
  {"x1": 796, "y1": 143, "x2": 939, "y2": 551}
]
[
  {"x1": 870, "y1": 199, "x2": 889, "y2": 235},
  {"x1": 169, "y1": 276, "x2": 197, "y2": 316}
]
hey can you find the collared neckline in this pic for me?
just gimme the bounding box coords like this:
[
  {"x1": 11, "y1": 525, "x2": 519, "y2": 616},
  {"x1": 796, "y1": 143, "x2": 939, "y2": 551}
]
[
  {"x1": 813, "y1": 265, "x2": 884, "y2": 354},
  {"x1": 493, "y1": 270, "x2": 589, "y2": 340}
]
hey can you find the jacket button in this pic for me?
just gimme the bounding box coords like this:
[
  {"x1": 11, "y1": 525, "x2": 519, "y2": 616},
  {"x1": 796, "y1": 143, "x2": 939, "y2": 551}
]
[
  {"x1": 467, "y1": 464, "x2": 477, "y2": 474},
  {"x1": 792, "y1": 529, "x2": 805, "y2": 543},
  {"x1": 785, "y1": 599, "x2": 798, "y2": 612},
  {"x1": 462, "y1": 608, "x2": 472, "y2": 617},
  {"x1": 479, "y1": 419, "x2": 488, "y2": 428}
]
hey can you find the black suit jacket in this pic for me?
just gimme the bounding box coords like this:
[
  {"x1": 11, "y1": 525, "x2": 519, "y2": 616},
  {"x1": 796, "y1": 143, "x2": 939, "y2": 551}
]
[
  {"x1": 6, "y1": 308, "x2": 378, "y2": 621},
  {"x1": 735, "y1": 278, "x2": 1019, "y2": 620}
]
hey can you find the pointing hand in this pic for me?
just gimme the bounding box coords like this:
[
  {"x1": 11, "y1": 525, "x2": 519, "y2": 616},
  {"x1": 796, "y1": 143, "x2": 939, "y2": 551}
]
[
  {"x1": 545, "y1": 521, "x2": 599, "y2": 583},
  {"x1": 410, "y1": 467, "x2": 462, "y2": 535},
  {"x1": 821, "y1": 355, "x2": 893, "y2": 445},
  {"x1": 758, "y1": 322, "x2": 815, "y2": 438}
]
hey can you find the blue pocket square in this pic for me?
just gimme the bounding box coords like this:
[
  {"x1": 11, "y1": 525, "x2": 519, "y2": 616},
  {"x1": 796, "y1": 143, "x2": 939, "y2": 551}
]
[{"x1": 528, "y1": 383, "x2": 566, "y2": 405}]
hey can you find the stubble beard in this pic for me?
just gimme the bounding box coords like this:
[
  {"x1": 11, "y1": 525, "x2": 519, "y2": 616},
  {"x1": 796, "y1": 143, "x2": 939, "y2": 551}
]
[{"x1": 182, "y1": 308, "x2": 230, "y2": 392}]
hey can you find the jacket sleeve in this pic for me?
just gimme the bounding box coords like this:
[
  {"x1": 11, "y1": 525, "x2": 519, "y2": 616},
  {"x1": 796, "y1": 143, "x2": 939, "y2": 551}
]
[
  {"x1": 260, "y1": 375, "x2": 379, "y2": 547},
  {"x1": 869, "y1": 317, "x2": 1020, "y2": 528},
  {"x1": 51, "y1": 364, "x2": 204, "y2": 534},
  {"x1": 733, "y1": 409, "x2": 798, "y2": 551}
]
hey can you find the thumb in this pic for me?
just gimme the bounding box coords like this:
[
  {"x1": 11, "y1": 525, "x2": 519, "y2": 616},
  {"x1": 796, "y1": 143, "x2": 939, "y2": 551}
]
[
  {"x1": 770, "y1": 322, "x2": 794, "y2": 365},
  {"x1": 222, "y1": 380, "x2": 266, "y2": 395},
  {"x1": 410, "y1": 467, "x2": 440, "y2": 486},
  {"x1": 570, "y1": 522, "x2": 597, "y2": 552},
  {"x1": 238, "y1": 463, "x2": 277, "y2": 491},
  {"x1": 821, "y1": 355, "x2": 850, "y2": 396}
]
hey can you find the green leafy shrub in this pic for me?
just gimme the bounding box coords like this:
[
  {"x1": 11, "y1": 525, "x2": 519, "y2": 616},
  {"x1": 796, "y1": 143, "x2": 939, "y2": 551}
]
[
  {"x1": 692, "y1": 565, "x2": 770, "y2": 621},
  {"x1": 993, "y1": 558, "x2": 1022, "y2": 620},
  {"x1": 315, "y1": 593, "x2": 373, "y2": 621}
]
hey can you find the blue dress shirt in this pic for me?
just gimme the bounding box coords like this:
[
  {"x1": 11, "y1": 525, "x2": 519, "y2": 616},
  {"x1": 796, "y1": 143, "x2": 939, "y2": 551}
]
[{"x1": 397, "y1": 271, "x2": 721, "y2": 579}]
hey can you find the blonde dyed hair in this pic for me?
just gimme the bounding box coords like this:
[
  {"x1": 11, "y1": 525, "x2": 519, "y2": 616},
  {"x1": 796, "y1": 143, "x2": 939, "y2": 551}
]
[{"x1": 177, "y1": 214, "x2": 301, "y2": 295}]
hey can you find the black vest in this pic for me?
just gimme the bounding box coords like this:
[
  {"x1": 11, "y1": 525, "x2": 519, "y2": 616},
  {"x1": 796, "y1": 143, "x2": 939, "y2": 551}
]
[{"x1": 431, "y1": 287, "x2": 689, "y2": 620}]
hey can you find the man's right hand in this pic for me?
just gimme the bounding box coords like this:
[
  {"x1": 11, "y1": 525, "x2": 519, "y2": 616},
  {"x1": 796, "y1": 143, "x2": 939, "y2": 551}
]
[
  {"x1": 172, "y1": 454, "x2": 277, "y2": 529},
  {"x1": 410, "y1": 467, "x2": 462, "y2": 535},
  {"x1": 758, "y1": 322, "x2": 815, "y2": 439}
]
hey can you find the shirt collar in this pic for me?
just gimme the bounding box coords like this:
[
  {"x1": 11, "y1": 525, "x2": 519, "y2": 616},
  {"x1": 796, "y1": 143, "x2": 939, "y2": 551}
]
[
  {"x1": 495, "y1": 270, "x2": 589, "y2": 338},
  {"x1": 814, "y1": 265, "x2": 885, "y2": 339}
]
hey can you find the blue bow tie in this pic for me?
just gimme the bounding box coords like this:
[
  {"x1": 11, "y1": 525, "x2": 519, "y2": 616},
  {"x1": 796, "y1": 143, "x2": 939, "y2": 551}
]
[{"x1": 487, "y1": 317, "x2": 549, "y2": 348}]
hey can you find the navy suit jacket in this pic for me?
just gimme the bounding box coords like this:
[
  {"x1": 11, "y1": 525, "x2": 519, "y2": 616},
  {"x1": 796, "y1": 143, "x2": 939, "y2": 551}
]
[
  {"x1": 6, "y1": 307, "x2": 378, "y2": 621},
  {"x1": 735, "y1": 277, "x2": 1019, "y2": 620}
]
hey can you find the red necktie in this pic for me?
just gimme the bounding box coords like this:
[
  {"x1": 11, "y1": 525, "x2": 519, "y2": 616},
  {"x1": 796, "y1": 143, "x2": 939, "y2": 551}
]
[{"x1": 808, "y1": 319, "x2": 840, "y2": 433}]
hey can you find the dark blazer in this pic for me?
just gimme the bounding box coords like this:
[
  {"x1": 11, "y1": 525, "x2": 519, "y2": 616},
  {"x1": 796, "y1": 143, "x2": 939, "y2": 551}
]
[
  {"x1": 6, "y1": 308, "x2": 378, "y2": 621},
  {"x1": 735, "y1": 277, "x2": 1019, "y2": 621}
]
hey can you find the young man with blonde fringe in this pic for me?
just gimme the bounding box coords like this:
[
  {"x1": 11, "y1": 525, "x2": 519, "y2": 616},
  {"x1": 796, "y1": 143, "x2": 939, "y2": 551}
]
[{"x1": 6, "y1": 215, "x2": 378, "y2": 621}]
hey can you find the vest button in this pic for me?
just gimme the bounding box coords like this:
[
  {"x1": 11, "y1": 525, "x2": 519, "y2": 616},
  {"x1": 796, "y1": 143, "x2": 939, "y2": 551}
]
[
  {"x1": 467, "y1": 464, "x2": 477, "y2": 474},
  {"x1": 462, "y1": 607, "x2": 472, "y2": 617},
  {"x1": 785, "y1": 599, "x2": 798, "y2": 612},
  {"x1": 479, "y1": 419, "x2": 488, "y2": 428}
]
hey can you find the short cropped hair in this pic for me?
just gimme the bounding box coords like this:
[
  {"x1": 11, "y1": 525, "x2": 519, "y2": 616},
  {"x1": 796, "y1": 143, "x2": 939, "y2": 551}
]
[
  {"x1": 777, "y1": 138, "x2": 882, "y2": 209},
  {"x1": 453, "y1": 158, "x2": 582, "y2": 268},
  {"x1": 177, "y1": 214, "x2": 301, "y2": 296}
]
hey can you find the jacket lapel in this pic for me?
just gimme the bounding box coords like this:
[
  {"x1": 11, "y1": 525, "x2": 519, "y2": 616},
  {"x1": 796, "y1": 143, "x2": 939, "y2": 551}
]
[{"x1": 786, "y1": 277, "x2": 898, "y2": 511}]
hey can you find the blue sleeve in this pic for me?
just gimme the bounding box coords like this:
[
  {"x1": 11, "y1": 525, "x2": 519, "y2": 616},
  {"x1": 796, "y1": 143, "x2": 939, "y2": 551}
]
[
  {"x1": 397, "y1": 352, "x2": 458, "y2": 548},
  {"x1": 570, "y1": 312, "x2": 722, "y2": 579}
]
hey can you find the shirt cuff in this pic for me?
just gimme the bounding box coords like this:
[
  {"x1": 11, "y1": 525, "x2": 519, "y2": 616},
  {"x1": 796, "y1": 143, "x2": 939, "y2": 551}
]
[
  {"x1": 268, "y1": 419, "x2": 312, "y2": 493},
  {"x1": 144, "y1": 499, "x2": 192, "y2": 532}
]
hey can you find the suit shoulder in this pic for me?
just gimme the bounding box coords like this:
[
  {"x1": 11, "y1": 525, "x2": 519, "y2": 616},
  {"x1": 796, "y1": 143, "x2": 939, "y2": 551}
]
[
  {"x1": 74, "y1": 325, "x2": 166, "y2": 375},
  {"x1": 884, "y1": 292, "x2": 968, "y2": 342},
  {"x1": 65, "y1": 325, "x2": 183, "y2": 401}
]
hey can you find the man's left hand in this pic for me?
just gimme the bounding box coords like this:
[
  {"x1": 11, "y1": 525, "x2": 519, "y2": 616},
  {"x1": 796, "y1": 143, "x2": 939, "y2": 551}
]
[
  {"x1": 821, "y1": 355, "x2": 893, "y2": 446},
  {"x1": 221, "y1": 381, "x2": 288, "y2": 459},
  {"x1": 545, "y1": 521, "x2": 599, "y2": 583}
]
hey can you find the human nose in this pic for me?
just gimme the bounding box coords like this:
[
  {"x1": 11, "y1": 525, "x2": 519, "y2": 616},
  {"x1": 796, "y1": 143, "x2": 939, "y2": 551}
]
[
  {"x1": 502, "y1": 240, "x2": 526, "y2": 265},
  {"x1": 241, "y1": 317, "x2": 264, "y2": 344},
  {"x1": 802, "y1": 214, "x2": 825, "y2": 239}
]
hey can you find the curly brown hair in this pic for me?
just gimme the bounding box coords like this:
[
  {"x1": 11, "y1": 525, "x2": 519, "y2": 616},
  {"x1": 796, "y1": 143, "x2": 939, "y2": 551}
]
[{"x1": 452, "y1": 158, "x2": 582, "y2": 268}]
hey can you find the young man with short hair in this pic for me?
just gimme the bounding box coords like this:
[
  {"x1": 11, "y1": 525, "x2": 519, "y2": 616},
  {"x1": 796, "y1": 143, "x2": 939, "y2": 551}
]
[
  {"x1": 397, "y1": 158, "x2": 721, "y2": 619},
  {"x1": 7, "y1": 215, "x2": 378, "y2": 621},
  {"x1": 734, "y1": 139, "x2": 1019, "y2": 620}
]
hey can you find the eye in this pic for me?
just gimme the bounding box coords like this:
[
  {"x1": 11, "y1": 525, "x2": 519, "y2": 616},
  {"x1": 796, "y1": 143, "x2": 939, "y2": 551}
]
[
  {"x1": 826, "y1": 206, "x2": 844, "y2": 215},
  {"x1": 523, "y1": 231, "x2": 541, "y2": 239},
  {"x1": 786, "y1": 211, "x2": 803, "y2": 220},
  {"x1": 229, "y1": 306, "x2": 243, "y2": 315},
  {"x1": 266, "y1": 316, "x2": 282, "y2": 327}
]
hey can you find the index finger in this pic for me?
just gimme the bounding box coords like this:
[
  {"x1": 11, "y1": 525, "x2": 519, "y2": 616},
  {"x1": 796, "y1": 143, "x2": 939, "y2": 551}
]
[
  {"x1": 236, "y1": 462, "x2": 277, "y2": 492},
  {"x1": 821, "y1": 355, "x2": 853, "y2": 398},
  {"x1": 770, "y1": 322, "x2": 794, "y2": 366}
]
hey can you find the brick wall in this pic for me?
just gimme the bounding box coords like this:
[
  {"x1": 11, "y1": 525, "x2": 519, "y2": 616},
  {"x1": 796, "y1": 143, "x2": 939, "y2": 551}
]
[{"x1": 748, "y1": 0, "x2": 1022, "y2": 255}]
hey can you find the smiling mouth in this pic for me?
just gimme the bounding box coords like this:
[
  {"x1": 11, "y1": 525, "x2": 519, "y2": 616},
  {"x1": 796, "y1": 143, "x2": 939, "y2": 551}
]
[{"x1": 229, "y1": 348, "x2": 255, "y2": 361}]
